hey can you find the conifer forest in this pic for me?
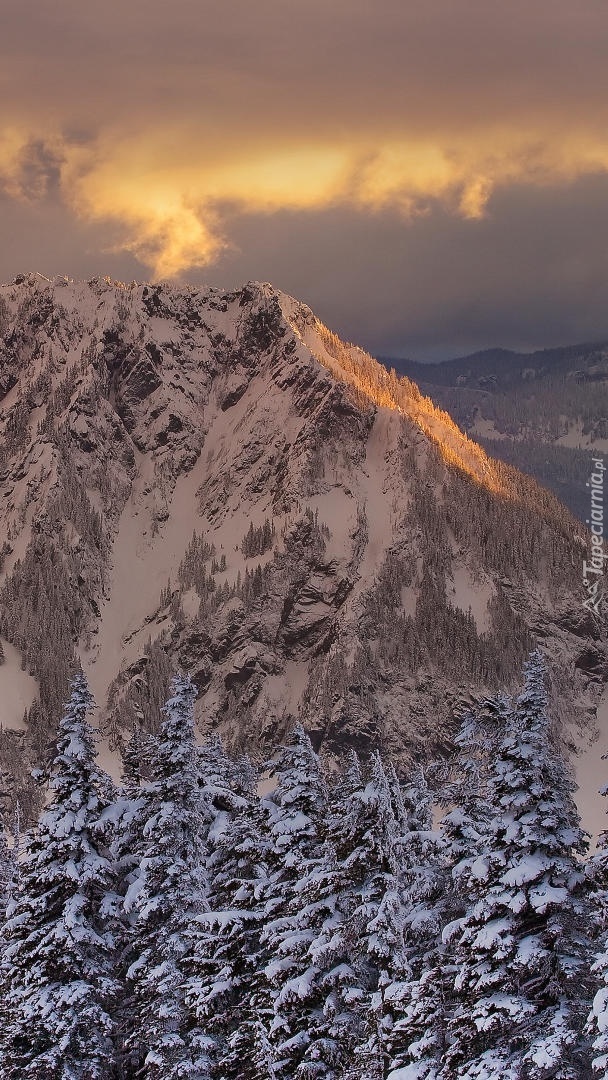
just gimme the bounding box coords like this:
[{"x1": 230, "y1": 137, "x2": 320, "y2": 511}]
[{"x1": 0, "y1": 654, "x2": 606, "y2": 1079}]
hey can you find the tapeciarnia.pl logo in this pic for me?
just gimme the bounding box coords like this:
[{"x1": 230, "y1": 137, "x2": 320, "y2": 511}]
[{"x1": 583, "y1": 456, "x2": 606, "y2": 616}]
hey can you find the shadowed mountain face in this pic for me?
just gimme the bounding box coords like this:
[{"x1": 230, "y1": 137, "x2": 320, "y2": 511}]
[
  {"x1": 387, "y1": 344, "x2": 608, "y2": 522},
  {"x1": 0, "y1": 275, "x2": 604, "y2": 817}
]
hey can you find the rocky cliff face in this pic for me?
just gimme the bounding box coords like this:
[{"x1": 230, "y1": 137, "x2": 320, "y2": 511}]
[{"x1": 0, "y1": 274, "x2": 604, "y2": 813}]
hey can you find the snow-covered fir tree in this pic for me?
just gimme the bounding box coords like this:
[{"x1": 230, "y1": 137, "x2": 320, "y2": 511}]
[
  {"x1": 124, "y1": 673, "x2": 214, "y2": 1078},
  {"x1": 184, "y1": 737, "x2": 273, "y2": 1079},
  {"x1": 443, "y1": 651, "x2": 594, "y2": 1079},
  {"x1": 586, "y1": 768, "x2": 608, "y2": 1078},
  {"x1": 382, "y1": 766, "x2": 450, "y2": 1080},
  {"x1": 260, "y1": 723, "x2": 334, "y2": 1076},
  {"x1": 263, "y1": 834, "x2": 353, "y2": 1079},
  {"x1": 385, "y1": 699, "x2": 513, "y2": 1079},
  {"x1": 0, "y1": 672, "x2": 120, "y2": 1079},
  {"x1": 111, "y1": 726, "x2": 159, "y2": 1075},
  {"x1": 121, "y1": 726, "x2": 157, "y2": 798},
  {"x1": 260, "y1": 746, "x2": 415, "y2": 1079},
  {"x1": 329, "y1": 752, "x2": 407, "y2": 1073},
  {"x1": 0, "y1": 804, "x2": 19, "y2": 918}
]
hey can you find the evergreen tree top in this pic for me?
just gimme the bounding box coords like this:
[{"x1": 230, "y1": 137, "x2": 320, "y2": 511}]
[{"x1": 45, "y1": 672, "x2": 117, "y2": 817}]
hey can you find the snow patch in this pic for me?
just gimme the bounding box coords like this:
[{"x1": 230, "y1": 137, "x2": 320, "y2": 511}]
[{"x1": 0, "y1": 639, "x2": 37, "y2": 729}]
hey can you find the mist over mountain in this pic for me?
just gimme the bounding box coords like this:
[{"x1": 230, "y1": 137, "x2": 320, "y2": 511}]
[{"x1": 0, "y1": 274, "x2": 604, "y2": 824}]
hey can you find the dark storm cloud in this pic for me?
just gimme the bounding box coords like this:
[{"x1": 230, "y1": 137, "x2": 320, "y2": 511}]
[
  {"x1": 0, "y1": 139, "x2": 64, "y2": 202},
  {"x1": 1, "y1": 0, "x2": 608, "y2": 354},
  {"x1": 205, "y1": 172, "x2": 608, "y2": 358}
]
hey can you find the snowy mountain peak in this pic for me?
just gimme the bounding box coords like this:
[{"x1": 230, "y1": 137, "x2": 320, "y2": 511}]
[{"x1": 0, "y1": 275, "x2": 603, "y2": 820}]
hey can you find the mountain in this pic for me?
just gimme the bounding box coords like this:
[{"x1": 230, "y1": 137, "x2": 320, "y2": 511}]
[
  {"x1": 0, "y1": 274, "x2": 605, "y2": 822},
  {"x1": 386, "y1": 343, "x2": 608, "y2": 522}
]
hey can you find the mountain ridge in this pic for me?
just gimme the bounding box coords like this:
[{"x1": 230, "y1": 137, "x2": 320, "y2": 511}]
[{"x1": 383, "y1": 339, "x2": 608, "y2": 383}]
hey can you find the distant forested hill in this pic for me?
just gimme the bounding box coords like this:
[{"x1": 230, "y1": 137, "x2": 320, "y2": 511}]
[{"x1": 384, "y1": 341, "x2": 608, "y2": 521}]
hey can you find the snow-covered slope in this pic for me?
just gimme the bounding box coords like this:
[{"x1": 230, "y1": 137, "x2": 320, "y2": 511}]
[{"x1": 0, "y1": 274, "x2": 604, "y2": 810}]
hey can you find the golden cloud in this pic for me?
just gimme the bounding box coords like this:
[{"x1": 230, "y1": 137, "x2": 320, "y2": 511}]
[
  {"x1": 2, "y1": 0, "x2": 608, "y2": 279},
  {"x1": 2, "y1": 121, "x2": 608, "y2": 279}
]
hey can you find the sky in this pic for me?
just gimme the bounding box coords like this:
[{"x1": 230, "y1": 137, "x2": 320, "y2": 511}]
[{"x1": 2, "y1": 0, "x2": 608, "y2": 359}]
